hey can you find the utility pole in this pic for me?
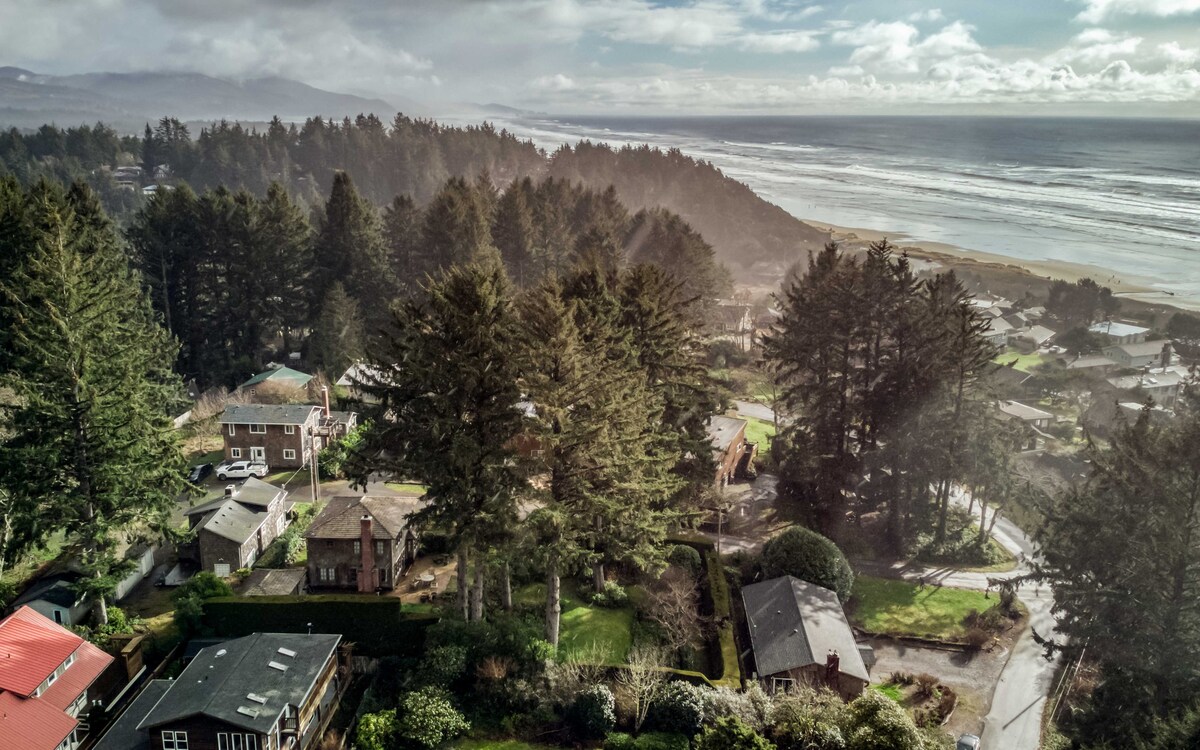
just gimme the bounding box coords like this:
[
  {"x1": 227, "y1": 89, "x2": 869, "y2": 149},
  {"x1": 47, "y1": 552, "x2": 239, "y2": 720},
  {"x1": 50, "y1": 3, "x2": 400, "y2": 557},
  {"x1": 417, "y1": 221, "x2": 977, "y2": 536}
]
[{"x1": 308, "y1": 386, "x2": 335, "y2": 505}]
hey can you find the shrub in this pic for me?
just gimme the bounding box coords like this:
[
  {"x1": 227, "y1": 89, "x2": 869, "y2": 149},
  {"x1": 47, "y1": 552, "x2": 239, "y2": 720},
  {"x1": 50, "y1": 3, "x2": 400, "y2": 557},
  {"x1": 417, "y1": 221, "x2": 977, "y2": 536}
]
[
  {"x1": 649, "y1": 681, "x2": 708, "y2": 735},
  {"x1": 964, "y1": 627, "x2": 992, "y2": 652},
  {"x1": 592, "y1": 580, "x2": 629, "y2": 608},
  {"x1": 173, "y1": 593, "x2": 207, "y2": 638},
  {"x1": 395, "y1": 687, "x2": 469, "y2": 749},
  {"x1": 668, "y1": 545, "x2": 703, "y2": 575},
  {"x1": 705, "y1": 684, "x2": 771, "y2": 732},
  {"x1": 568, "y1": 684, "x2": 617, "y2": 740},
  {"x1": 421, "y1": 644, "x2": 468, "y2": 687},
  {"x1": 759, "y1": 526, "x2": 854, "y2": 602},
  {"x1": 843, "y1": 691, "x2": 924, "y2": 750},
  {"x1": 172, "y1": 571, "x2": 233, "y2": 601},
  {"x1": 235, "y1": 567, "x2": 253, "y2": 581},
  {"x1": 356, "y1": 709, "x2": 398, "y2": 750},
  {"x1": 888, "y1": 671, "x2": 915, "y2": 686},
  {"x1": 695, "y1": 717, "x2": 775, "y2": 750},
  {"x1": 605, "y1": 732, "x2": 637, "y2": 750},
  {"x1": 914, "y1": 674, "x2": 939, "y2": 700},
  {"x1": 636, "y1": 733, "x2": 692, "y2": 750},
  {"x1": 769, "y1": 686, "x2": 849, "y2": 750}
]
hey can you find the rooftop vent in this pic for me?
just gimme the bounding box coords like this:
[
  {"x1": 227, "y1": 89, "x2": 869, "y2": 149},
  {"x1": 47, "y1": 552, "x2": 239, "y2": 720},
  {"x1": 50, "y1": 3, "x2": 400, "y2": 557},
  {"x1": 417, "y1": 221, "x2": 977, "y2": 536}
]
[
  {"x1": 216, "y1": 649, "x2": 227, "y2": 657},
  {"x1": 237, "y1": 706, "x2": 260, "y2": 718},
  {"x1": 277, "y1": 647, "x2": 297, "y2": 658},
  {"x1": 247, "y1": 693, "x2": 267, "y2": 704},
  {"x1": 268, "y1": 661, "x2": 289, "y2": 672}
]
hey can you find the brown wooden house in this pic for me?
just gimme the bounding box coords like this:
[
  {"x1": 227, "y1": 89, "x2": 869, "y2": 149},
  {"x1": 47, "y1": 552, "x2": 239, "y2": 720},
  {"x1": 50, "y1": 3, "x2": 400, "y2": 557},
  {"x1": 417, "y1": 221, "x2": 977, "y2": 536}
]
[
  {"x1": 96, "y1": 632, "x2": 344, "y2": 750},
  {"x1": 706, "y1": 414, "x2": 757, "y2": 488},
  {"x1": 305, "y1": 495, "x2": 422, "y2": 592},
  {"x1": 180, "y1": 478, "x2": 289, "y2": 576},
  {"x1": 220, "y1": 404, "x2": 357, "y2": 470}
]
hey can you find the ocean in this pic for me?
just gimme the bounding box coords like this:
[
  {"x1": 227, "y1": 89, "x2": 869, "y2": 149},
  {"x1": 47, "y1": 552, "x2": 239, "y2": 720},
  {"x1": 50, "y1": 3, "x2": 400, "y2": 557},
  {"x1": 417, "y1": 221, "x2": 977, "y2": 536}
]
[{"x1": 465, "y1": 114, "x2": 1200, "y2": 304}]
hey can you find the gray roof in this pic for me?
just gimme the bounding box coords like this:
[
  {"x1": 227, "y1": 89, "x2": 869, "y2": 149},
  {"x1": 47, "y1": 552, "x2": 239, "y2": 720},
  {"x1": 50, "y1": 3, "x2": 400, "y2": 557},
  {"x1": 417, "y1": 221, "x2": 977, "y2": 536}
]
[
  {"x1": 1090, "y1": 321, "x2": 1149, "y2": 338},
  {"x1": 13, "y1": 572, "x2": 85, "y2": 610},
  {"x1": 706, "y1": 415, "x2": 747, "y2": 454},
  {"x1": 741, "y1": 576, "x2": 869, "y2": 682},
  {"x1": 138, "y1": 633, "x2": 340, "y2": 735},
  {"x1": 1067, "y1": 355, "x2": 1113, "y2": 369},
  {"x1": 188, "y1": 478, "x2": 286, "y2": 517},
  {"x1": 1106, "y1": 340, "x2": 1171, "y2": 358},
  {"x1": 242, "y1": 568, "x2": 307, "y2": 597},
  {"x1": 221, "y1": 404, "x2": 320, "y2": 426},
  {"x1": 193, "y1": 498, "x2": 269, "y2": 545},
  {"x1": 1108, "y1": 368, "x2": 1186, "y2": 391},
  {"x1": 998, "y1": 400, "x2": 1054, "y2": 421},
  {"x1": 95, "y1": 679, "x2": 173, "y2": 750}
]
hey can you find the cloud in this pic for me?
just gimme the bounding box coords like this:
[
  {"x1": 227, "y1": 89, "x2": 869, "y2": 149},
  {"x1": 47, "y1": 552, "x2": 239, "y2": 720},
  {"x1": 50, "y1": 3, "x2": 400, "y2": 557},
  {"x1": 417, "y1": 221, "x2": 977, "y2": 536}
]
[
  {"x1": 741, "y1": 30, "x2": 821, "y2": 53},
  {"x1": 1158, "y1": 41, "x2": 1200, "y2": 68},
  {"x1": 1075, "y1": 0, "x2": 1200, "y2": 23},
  {"x1": 907, "y1": 9, "x2": 945, "y2": 23},
  {"x1": 831, "y1": 20, "x2": 981, "y2": 75},
  {"x1": 1049, "y1": 28, "x2": 1143, "y2": 67},
  {"x1": 531, "y1": 73, "x2": 577, "y2": 91}
]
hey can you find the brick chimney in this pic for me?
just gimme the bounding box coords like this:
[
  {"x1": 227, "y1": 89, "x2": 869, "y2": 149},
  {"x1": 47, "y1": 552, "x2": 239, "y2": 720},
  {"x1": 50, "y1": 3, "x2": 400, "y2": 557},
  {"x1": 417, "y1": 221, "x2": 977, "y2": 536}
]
[
  {"x1": 322, "y1": 386, "x2": 331, "y2": 420},
  {"x1": 825, "y1": 650, "x2": 840, "y2": 689},
  {"x1": 1161, "y1": 341, "x2": 1172, "y2": 369},
  {"x1": 359, "y1": 513, "x2": 375, "y2": 593}
]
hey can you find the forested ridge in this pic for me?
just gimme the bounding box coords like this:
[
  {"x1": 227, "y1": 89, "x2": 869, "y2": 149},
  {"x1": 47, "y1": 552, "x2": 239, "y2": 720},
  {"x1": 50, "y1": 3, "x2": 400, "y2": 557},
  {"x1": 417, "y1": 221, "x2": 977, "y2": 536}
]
[{"x1": 0, "y1": 114, "x2": 829, "y2": 272}]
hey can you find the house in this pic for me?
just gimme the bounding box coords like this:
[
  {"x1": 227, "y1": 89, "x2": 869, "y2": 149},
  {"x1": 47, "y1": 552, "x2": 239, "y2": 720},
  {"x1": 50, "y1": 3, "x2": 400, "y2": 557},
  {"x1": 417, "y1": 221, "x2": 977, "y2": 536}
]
[
  {"x1": 180, "y1": 477, "x2": 289, "y2": 576},
  {"x1": 982, "y1": 316, "x2": 1014, "y2": 348},
  {"x1": 11, "y1": 572, "x2": 92, "y2": 627},
  {"x1": 0, "y1": 606, "x2": 115, "y2": 750},
  {"x1": 706, "y1": 414, "x2": 756, "y2": 488},
  {"x1": 997, "y1": 400, "x2": 1055, "y2": 451},
  {"x1": 220, "y1": 402, "x2": 358, "y2": 470},
  {"x1": 1104, "y1": 340, "x2": 1173, "y2": 369},
  {"x1": 1090, "y1": 320, "x2": 1149, "y2": 345},
  {"x1": 238, "y1": 365, "x2": 314, "y2": 398},
  {"x1": 1106, "y1": 366, "x2": 1191, "y2": 407},
  {"x1": 741, "y1": 576, "x2": 871, "y2": 701},
  {"x1": 241, "y1": 568, "x2": 307, "y2": 597},
  {"x1": 96, "y1": 632, "x2": 344, "y2": 750},
  {"x1": 306, "y1": 495, "x2": 422, "y2": 592},
  {"x1": 336, "y1": 362, "x2": 387, "y2": 403},
  {"x1": 712, "y1": 302, "x2": 754, "y2": 351},
  {"x1": 1066, "y1": 355, "x2": 1116, "y2": 375},
  {"x1": 1119, "y1": 401, "x2": 1174, "y2": 425},
  {"x1": 1009, "y1": 324, "x2": 1057, "y2": 352}
]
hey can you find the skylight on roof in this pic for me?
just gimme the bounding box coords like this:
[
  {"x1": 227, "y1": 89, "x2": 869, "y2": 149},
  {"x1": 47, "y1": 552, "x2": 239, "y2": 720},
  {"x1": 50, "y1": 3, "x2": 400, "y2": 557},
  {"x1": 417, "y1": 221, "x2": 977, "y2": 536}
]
[
  {"x1": 247, "y1": 693, "x2": 267, "y2": 704},
  {"x1": 237, "y1": 706, "x2": 260, "y2": 718},
  {"x1": 277, "y1": 647, "x2": 297, "y2": 658},
  {"x1": 268, "y1": 661, "x2": 289, "y2": 672}
]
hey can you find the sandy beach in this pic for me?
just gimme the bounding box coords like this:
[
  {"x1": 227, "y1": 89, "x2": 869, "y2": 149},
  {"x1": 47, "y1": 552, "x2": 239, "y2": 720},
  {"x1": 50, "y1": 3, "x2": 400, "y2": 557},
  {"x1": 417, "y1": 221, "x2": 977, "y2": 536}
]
[{"x1": 798, "y1": 219, "x2": 1198, "y2": 314}]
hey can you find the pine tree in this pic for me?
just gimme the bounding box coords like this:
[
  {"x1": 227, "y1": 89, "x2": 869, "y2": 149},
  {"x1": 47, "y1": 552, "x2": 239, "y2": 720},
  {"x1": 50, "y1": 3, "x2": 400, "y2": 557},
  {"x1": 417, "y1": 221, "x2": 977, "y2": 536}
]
[
  {"x1": 350, "y1": 261, "x2": 524, "y2": 622},
  {"x1": 257, "y1": 182, "x2": 312, "y2": 354},
  {"x1": 492, "y1": 178, "x2": 535, "y2": 287},
  {"x1": 383, "y1": 194, "x2": 424, "y2": 288},
  {"x1": 421, "y1": 177, "x2": 498, "y2": 275},
  {"x1": 310, "y1": 282, "x2": 365, "y2": 378},
  {"x1": 313, "y1": 172, "x2": 394, "y2": 319},
  {"x1": 0, "y1": 184, "x2": 185, "y2": 624}
]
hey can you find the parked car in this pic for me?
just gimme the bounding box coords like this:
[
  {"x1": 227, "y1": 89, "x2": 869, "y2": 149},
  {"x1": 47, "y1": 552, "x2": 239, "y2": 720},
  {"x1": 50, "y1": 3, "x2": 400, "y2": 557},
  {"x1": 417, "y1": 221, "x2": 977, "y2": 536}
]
[
  {"x1": 187, "y1": 462, "x2": 213, "y2": 484},
  {"x1": 956, "y1": 735, "x2": 981, "y2": 750},
  {"x1": 215, "y1": 460, "x2": 269, "y2": 480}
]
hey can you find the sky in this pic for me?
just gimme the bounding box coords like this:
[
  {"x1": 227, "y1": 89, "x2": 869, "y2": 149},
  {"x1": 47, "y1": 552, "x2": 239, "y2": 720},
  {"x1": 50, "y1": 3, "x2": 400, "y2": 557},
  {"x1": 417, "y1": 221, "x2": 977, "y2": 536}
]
[{"x1": 4, "y1": 0, "x2": 1199, "y2": 115}]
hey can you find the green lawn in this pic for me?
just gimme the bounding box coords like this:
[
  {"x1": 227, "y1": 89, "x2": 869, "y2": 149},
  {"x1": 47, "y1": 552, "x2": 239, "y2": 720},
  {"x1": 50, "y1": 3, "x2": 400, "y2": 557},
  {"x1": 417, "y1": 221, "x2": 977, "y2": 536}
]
[
  {"x1": 263, "y1": 466, "x2": 311, "y2": 488},
  {"x1": 742, "y1": 415, "x2": 776, "y2": 460},
  {"x1": 385, "y1": 482, "x2": 427, "y2": 495},
  {"x1": 453, "y1": 740, "x2": 560, "y2": 750},
  {"x1": 515, "y1": 582, "x2": 633, "y2": 664},
  {"x1": 993, "y1": 350, "x2": 1055, "y2": 373},
  {"x1": 850, "y1": 575, "x2": 996, "y2": 641},
  {"x1": 189, "y1": 449, "x2": 223, "y2": 467},
  {"x1": 0, "y1": 532, "x2": 67, "y2": 603},
  {"x1": 873, "y1": 682, "x2": 904, "y2": 702}
]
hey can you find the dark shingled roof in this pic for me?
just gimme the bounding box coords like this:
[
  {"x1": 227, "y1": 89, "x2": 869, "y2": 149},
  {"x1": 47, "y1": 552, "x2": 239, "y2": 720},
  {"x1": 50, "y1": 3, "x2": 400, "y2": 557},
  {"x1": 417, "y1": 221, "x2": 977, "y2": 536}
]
[
  {"x1": 242, "y1": 568, "x2": 307, "y2": 597},
  {"x1": 741, "y1": 576, "x2": 869, "y2": 682},
  {"x1": 220, "y1": 404, "x2": 319, "y2": 426},
  {"x1": 706, "y1": 415, "x2": 747, "y2": 454},
  {"x1": 13, "y1": 573, "x2": 85, "y2": 610},
  {"x1": 138, "y1": 633, "x2": 340, "y2": 735},
  {"x1": 94, "y1": 679, "x2": 173, "y2": 750},
  {"x1": 305, "y1": 495, "x2": 422, "y2": 541}
]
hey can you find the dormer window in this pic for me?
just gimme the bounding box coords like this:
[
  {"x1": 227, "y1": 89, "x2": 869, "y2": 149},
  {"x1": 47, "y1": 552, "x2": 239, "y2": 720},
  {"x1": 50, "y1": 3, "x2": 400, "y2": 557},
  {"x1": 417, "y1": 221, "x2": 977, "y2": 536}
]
[{"x1": 250, "y1": 424, "x2": 267, "y2": 434}]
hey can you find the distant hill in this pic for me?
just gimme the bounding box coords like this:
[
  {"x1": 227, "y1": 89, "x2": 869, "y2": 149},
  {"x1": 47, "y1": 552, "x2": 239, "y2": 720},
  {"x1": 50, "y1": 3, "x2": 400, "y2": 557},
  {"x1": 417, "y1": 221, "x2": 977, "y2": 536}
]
[{"x1": 0, "y1": 67, "x2": 396, "y2": 130}]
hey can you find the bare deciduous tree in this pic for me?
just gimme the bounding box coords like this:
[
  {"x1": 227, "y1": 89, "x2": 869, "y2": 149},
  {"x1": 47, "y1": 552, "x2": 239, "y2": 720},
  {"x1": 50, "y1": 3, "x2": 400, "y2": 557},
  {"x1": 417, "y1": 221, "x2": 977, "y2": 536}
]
[
  {"x1": 613, "y1": 646, "x2": 668, "y2": 734},
  {"x1": 646, "y1": 567, "x2": 705, "y2": 659}
]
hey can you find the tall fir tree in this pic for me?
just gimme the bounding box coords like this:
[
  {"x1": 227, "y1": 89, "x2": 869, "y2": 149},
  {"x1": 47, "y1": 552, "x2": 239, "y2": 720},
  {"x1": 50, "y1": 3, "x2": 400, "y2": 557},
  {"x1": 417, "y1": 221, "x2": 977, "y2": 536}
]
[
  {"x1": 313, "y1": 172, "x2": 395, "y2": 322},
  {"x1": 382, "y1": 194, "x2": 424, "y2": 289},
  {"x1": 492, "y1": 178, "x2": 536, "y2": 287},
  {"x1": 310, "y1": 282, "x2": 366, "y2": 379},
  {"x1": 257, "y1": 182, "x2": 312, "y2": 355},
  {"x1": 0, "y1": 183, "x2": 185, "y2": 623}
]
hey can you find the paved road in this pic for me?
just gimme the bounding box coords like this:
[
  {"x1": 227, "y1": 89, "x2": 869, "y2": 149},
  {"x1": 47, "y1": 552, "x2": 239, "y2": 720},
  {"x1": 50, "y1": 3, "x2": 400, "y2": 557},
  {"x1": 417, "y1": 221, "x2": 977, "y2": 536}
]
[
  {"x1": 712, "y1": 481, "x2": 1058, "y2": 750},
  {"x1": 732, "y1": 399, "x2": 791, "y2": 425}
]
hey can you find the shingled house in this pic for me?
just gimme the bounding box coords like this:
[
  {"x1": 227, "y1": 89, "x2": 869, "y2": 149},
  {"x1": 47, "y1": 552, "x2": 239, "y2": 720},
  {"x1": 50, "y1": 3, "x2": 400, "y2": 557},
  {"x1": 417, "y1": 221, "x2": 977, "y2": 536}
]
[
  {"x1": 95, "y1": 632, "x2": 344, "y2": 750},
  {"x1": 741, "y1": 576, "x2": 871, "y2": 701},
  {"x1": 305, "y1": 495, "x2": 422, "y2": 592},
  {"x1": 706, "y1": 414, "x2": 756, "y2": 488},
  {"x1": 180, "y1": 478, "x2": 289, "y2": 576},
  {"x1": 220, "y1": 403, "x2": 357, "y2": 470},
  {"x1": 0, "y1": 606, "x2": 115, "y2": 750}
]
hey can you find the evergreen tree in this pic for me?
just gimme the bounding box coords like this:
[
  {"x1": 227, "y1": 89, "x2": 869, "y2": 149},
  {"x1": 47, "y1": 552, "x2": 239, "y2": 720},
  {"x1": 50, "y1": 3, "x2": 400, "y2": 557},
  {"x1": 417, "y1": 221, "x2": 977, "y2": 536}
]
[
  {"x1": 383, "y1": 194, "x2": 424, "y2": 288},
  {"x1": 350, "y1": 261, "x2": 524, "y2": 622},
  {"x1": 421, "y1": 177, "x2": 498, "y2": 275},
  {"x1": 0, "y1": 184, "x2": 185, "y2": 623},
  {"x1": 257, "y1": 182, "x2": 312, "y2": 354},
  {"x1": 313, "y1": 172, "x2": 394, "y2": 319},
  {"x1": 492, "y1": 178, "x2": 535, "y2": 287},
  {"x1": 310, "y1": 282, "x2": 365, "y2": 378}
]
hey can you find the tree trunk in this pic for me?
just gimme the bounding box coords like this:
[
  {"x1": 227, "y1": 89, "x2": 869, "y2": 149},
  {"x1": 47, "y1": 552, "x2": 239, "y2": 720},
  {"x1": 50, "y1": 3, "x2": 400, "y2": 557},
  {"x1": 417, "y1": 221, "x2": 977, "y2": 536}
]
[
  {"x1": 592, "y1": 562, "x2": 605, "y2": 594},
  {"x1": 93, "y1": 570, "x2": 109, "y2": 626},
  {"x1": 546, "y1": 560, "x2": 561, "y2": 647},
  {"x1": 935, "y1": 478, "x2": 950, "y2": 543},
  {"x1": 978, "y1": 493, "x2": 990, "y2": 546},
  {"x1": 470, "y1": 556, "x2": 485, "y2": 622},
  {"x1": 456, "y1": 547, "x2": 470, "y2": 621},
  {"x1": 501, "y1": 560, "x2": 512, "y2": 611}
]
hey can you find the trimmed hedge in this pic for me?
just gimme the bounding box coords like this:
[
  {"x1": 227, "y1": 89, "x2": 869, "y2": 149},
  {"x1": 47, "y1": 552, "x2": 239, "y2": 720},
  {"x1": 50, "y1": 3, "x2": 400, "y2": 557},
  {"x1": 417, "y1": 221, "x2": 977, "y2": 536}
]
[
  {"x1": 201, "y1": 595, "x2": 438, "y2": 656},
  {"x1": 665, "y1": 536, "x2": 740, "y2": 688}
]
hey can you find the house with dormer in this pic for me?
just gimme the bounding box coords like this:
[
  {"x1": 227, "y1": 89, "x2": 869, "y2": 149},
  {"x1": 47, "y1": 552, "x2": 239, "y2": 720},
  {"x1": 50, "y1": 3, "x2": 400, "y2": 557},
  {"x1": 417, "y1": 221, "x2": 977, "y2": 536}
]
[{"x1": 180, "y1": 477, "x2": 289, "y2": 576}]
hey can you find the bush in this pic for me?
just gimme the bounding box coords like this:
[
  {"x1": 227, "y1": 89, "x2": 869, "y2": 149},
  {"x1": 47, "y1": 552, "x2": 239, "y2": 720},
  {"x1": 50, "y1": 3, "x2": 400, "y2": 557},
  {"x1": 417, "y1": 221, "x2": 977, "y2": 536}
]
[
  {"x1": 395, "y1": 687, "x2": 469, "y2": 749},
  {"x1": 705, "y1": 684, "x2": 771, "y2": 732},
  {"x1": 668, "y1": 545, "x2": 703, "y2": 575},
  {"x1": 606, "y1": 732, "x2": 637, "y2": 750},
  {"x1": 591, "y1": 580, "x2": 629, "y2": 608},
  {"x1": 568, "y1": 684, "x2": 617, "y2": 740},
  {"x1": 172, "y1": 571, "x2": 233, "y2": 602},
  {"x1": 759, "y1": 526, "x2": 854, "y2": 602},
  {"x1": 173, "y1": 593, "x2": 207, "y2": 638},
  {"x1": 606, "y1": 732, "x2": 690, "y2": 750},
  {"x1": 421, "y1": 644, "x2": 468, "y2": 688},
  {"x1": 913, "y1": 674, "x2": 938, "y2": 700},
  {"x1": 964, "y1": 627, "x2": 991, "y2": 652},
  {"x1": 356, "y1": 709, "x2": 398, "y2": 750},
  {"x1": 649, "y1": 681, "x2": 708, "y2": 735},
  {"x1": 843, "y1": 691, "x2": 924, "y2": 750},
  {"x1": 769, "y1": 688, "x2": 848, "y2": 750},
  {"x1": 695, "y1": 717, "x2": 775, "y2": 750}
]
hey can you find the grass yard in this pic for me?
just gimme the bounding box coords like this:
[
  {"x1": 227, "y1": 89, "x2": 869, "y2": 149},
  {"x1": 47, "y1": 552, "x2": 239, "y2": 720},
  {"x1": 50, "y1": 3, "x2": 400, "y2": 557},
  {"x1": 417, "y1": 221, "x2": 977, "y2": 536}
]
[
  {"x1": 515, "y1": 582, "x2": 633, "y2": 664},
  {"x1": 993, "y1": 350, "x2": 1055, "y2": 373},
  {"x1": 189, "y1": 449, "x2": 224, "y2": 467},
  {"x1": 454, "y1": 740, "x2": 561, "y2": 750},
  {"x1": 0, "y1": 532, "x2": 68, "y2": 603},
  {"x1": 742, "y1": 415, "x2": 776, "y2": 460},
  {"x1": 850, "y1": 575, "x2": 996, "y2": 642},
  {"x1": 263, "y1": 466, "x2": 311, "y2": 489},
  {"x1": 385, "y1": 482, "x2": 427, "y2": 495},
  {"x1": 873, "y1": 682, "x2": 904, "y2": 702}
]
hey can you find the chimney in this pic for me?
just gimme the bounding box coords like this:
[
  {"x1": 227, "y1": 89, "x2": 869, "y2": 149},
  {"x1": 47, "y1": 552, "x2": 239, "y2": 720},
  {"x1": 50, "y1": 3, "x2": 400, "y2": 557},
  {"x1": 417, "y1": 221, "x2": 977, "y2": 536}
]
[
  {"x1": 1161, "y1": 341, "x2": 1172, "y2": 369},
  {"x1": 359, "y1": 513, "x2": 375, "y2": 594},
  {"x1": 322, "y1": 386, "x2": 331, "y2": 420},
  {"x1": 825, "y1": 650, "x2": 840, "y2": 688},
  {"x1": 224, "y1": 484, "x2": 236, "y2": 497}
]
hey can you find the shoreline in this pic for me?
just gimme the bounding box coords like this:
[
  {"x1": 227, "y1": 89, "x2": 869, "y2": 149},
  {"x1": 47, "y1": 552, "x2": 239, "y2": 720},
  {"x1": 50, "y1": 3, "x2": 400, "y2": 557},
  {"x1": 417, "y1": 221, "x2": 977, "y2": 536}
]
[{"x1": 796, "y1": 219, "x2": 1199, "y2": 315}]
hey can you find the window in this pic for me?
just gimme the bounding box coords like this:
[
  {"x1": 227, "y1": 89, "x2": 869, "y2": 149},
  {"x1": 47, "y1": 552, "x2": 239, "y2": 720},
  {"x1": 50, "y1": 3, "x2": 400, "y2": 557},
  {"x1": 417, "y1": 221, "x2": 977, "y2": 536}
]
[
  {"x1": 231, "y1": 735, "x2": 244, "y2": 750},
  {"x1": 245, "y1": 736, "x2": 258, "y2": 750},
  {"x1": 283, "y1": 449, "x2": 296, "y2": 461},
  {"x1": 228, "y1": 424, "x2": 236, "y2": 436},
  {"x1": 284, "y1": 424, "x2": 295, "y2": 435},
  {"x1": 231, "y1": 448, "x2": 242, "y2": 458},
  {"x1": 249, "y1": 423, "x2": 266, "y2": 434},
  {"x1": 353, "y1": 540, "x2": 361, "y2": 555},
  {"x1": 320, "y1": 567, "x2": 335, "y2": 582},
  {"x1": 375, "y1": 540, "x2": 386, "y2": 557},
  {"x1": 162, "y1": 731, "x2": 189, "y2": 750},
  {"x1": 218, "y1": 735, "x2": 229, "y2": 750},
  {"x1": 53, "y1": 609, "x2": 63, "y2": 624},
  {"x1": 771, "y1": 677, "x2": 795, "y2": 693}
]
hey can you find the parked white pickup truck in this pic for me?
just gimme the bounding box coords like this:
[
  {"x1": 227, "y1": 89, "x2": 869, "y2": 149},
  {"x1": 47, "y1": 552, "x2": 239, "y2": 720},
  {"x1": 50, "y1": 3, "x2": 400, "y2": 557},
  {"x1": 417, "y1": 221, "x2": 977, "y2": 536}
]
[{"x1": 215, "y1": 460, "x2": 269, "y2": 481}]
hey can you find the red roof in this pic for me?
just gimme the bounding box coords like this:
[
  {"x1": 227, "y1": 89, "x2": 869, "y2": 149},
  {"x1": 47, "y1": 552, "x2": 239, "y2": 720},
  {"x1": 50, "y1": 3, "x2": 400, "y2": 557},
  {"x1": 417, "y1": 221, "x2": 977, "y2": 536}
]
[
  {"x1": 0, "y1": 606, "x2": 84, "y2": 697},
  {"x1": 0, "y1": 690, "x2": 77, "y2": 750},
  {"x1": 39, "y1": 639, "x2": 112, "y2": 712}
]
